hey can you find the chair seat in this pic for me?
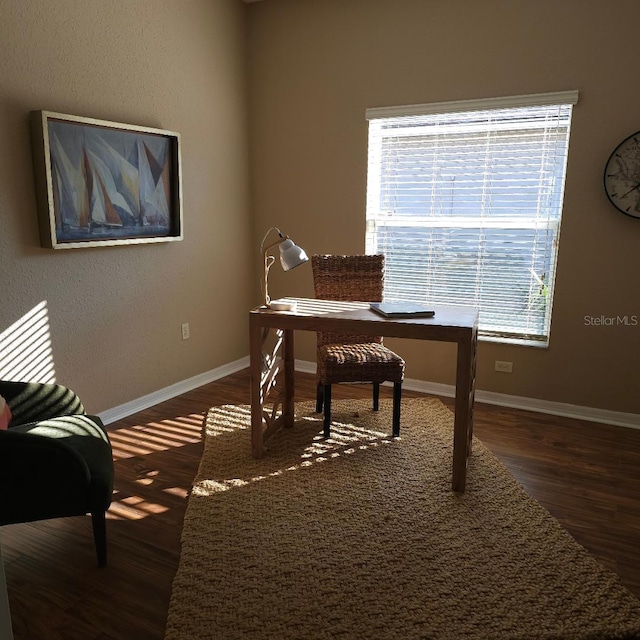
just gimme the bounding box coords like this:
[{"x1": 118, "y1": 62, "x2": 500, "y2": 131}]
[{"x1": 318, "y1": 343, "x2": 405, "y2": 384}]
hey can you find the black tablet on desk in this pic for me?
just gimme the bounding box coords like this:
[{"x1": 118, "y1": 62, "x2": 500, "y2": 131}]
[{"x1": 369, "y1": 302, "x2": 435, "y2": 318}]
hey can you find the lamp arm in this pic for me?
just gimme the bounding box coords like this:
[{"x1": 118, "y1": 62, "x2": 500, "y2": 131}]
[
  {"x1": 261, "y1": 229, "x2": 292, "y2": 307},
  {"x1": 263, "y1": 253, "x2": 276, "y2": 306},
  {"x1": 260, "y1": 227, "x2": 285, "y2": 254},
  {"x1": 262, "y1": 236, "x2": 289, "y2": 256}
]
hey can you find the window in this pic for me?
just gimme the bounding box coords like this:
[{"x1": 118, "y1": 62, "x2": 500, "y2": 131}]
[{"x1": 365, "y1": 91, "x2": 578, "y2": 346}]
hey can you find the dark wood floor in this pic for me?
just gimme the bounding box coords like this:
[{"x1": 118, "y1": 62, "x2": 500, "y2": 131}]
[{"x1": 2, "y1": 369, "x2": 639, "y2": 639}]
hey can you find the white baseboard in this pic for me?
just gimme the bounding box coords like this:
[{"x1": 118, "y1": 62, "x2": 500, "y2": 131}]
[
  {"x1": 98, "y1": 356, "x2": 639, "y2": 431},
  {"x1": 97, "y1": 356, "x2": 250, "y2": 425},
  {"x1": 295, "y1": 359, "x2": 640, "y2": 430}
]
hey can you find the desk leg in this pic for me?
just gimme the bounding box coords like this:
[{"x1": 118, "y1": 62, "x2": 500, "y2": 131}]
[
  {"x1": 283, "y1": 329, "x2": 295, "y2": 428},
  {"x1": 452, "y1": 327, "x2": 477, "y2": 493},
  {"x1": 250, "y1": 314, "x2": 264, "y2": 458}
]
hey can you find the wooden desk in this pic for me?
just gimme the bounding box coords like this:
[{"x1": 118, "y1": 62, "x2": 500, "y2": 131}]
[{"x1": 249, "y1": 298, "x2": 478, "y2": 493}]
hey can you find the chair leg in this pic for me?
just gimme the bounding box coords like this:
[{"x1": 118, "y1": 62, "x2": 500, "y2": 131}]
[
  {"x1": 323, "y1": 384, "x2": 332, "y2": 438},
  {"x1": 372, "y1": 382, "x2": 380, "y2": 411},
  {"x1": 392, "y1": 382, "x2": 402, "y2": 437},
  {"x1": 316, "y1": 382, "x2": 324, "y2": 413},
  {"x1": 91, "y1": 510, "x2": 107, "y2": 568}
]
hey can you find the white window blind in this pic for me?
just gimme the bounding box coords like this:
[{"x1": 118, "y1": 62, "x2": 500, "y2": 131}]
[{"x1": 365, "y1": 92, "x2": 577, "y2": 345}]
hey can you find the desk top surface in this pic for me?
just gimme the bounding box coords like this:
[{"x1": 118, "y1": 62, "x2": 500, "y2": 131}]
[{"x1": 251, "y1": 297, "x2": 478, "y2": 333}]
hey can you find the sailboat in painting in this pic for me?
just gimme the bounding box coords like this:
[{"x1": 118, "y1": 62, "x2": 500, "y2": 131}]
[
  {"x1": 48, "y1": 119, "x2": 175, "y2": 242},
  {"x1": 50, "y1": 133, "x2": 90, "y2": 230},
  {"x1": 138, "y1": 139, "x2": 170, "y2": 227}
]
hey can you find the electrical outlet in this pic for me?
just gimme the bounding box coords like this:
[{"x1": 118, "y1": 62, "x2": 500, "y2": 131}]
[
  {"x1": 495, "y1": 360, "x2": 513, "y2": 373},
  {"x1": 181, "y1": 323, "x2": 190, "y2": 340}
]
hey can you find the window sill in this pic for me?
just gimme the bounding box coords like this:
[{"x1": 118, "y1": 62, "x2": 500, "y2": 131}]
[{"x1": 479, "y1": 334, "x2": 549, "y2": 349}]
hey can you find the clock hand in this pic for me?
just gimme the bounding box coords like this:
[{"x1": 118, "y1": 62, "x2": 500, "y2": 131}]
[{"x1": 620, "y1": 182, "x2": 640, "y2": 198}]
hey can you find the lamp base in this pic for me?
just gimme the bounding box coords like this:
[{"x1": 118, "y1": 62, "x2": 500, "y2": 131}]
[{"x1": 269, "y1": 300, "x2": 297, "y2": 312}]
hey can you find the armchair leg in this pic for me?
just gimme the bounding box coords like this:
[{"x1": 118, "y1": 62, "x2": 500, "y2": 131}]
[
  {"x1": 91, "y1": 511, "x2": 107, "y2": 568},
  {"x1": 315, "y1": 383, "x2": 324, "y2": 413},
  {"x1": 392, "y1": 382, "x2": 402, "y2": 437},
  {"x1": 372, "y1": 382, "x2": 380, "y2": 411},
  {"x1": 323, "y1": 384, "x2": 332, "y2": 439}
]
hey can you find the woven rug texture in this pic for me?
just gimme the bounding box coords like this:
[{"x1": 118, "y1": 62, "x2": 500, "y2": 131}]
[{"x1": 165, "y1": 398, "x2": 640, "y2": 640}]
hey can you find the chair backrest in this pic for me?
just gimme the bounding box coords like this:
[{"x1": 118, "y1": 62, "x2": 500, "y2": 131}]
[{"x1": 312, "y1": 254, "x2": 384, "y2": 347}]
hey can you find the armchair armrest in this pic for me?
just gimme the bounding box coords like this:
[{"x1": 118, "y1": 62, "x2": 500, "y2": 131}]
[
  {"x1": 0, "y1": 429, "x2": 91, "y2": 484},
  {"x1": 0, "y1": 381, "x2": 85, "y2": 427}
]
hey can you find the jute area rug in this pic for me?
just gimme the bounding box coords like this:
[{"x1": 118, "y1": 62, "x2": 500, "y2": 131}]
[{"x1": 165, "y1": 398, "x2": 640, "y2": 640}]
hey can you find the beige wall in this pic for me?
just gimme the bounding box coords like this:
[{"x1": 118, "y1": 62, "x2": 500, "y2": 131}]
[
  {"x1": 0, "y1": 0, "x2": 252, "y2": 413},
  {"x1": 1, "y1": 0, "x2": 638, "y2": 418},
  {"x1": 248, "y1": 0, "x2": 640, "y2": 414}
]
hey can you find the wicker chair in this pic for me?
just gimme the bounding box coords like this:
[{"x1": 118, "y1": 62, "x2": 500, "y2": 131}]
[{"x1": 312, "y1": 254, "x2": 405, "y2": 438}]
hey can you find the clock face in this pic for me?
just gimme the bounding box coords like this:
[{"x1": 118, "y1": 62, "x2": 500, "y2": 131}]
[{"x1": 604, "y1": 131, "x2": 640, "y2": 219}]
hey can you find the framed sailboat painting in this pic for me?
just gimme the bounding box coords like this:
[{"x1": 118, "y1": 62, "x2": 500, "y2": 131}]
[{"x1": 31, "y1": 111, "x2": 183, "y2": 249}]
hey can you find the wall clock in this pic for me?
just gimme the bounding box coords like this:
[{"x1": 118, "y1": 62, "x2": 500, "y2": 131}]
[{"x1": 603, "y1": 131, "x2": 640, "y2": 219}]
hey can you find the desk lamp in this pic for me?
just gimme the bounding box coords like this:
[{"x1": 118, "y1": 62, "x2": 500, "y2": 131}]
[{"x1": 260, "y1": 227, "x2": 308, "y2": 310}]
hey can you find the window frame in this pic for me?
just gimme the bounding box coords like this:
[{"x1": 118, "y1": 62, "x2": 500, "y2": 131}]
[{"x1": 365, "y1": 91, "x2": 578, "y2": 347}]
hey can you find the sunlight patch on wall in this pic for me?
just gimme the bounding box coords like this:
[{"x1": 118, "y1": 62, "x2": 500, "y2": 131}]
[{"x1": 0, "y1": 301, "x2": 56, "y2": 383}]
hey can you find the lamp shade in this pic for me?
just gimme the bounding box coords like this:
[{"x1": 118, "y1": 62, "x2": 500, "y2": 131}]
[{"x1": 279, "y1": 238, "x2": 309, "y2": 271}]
